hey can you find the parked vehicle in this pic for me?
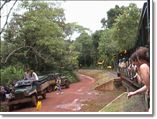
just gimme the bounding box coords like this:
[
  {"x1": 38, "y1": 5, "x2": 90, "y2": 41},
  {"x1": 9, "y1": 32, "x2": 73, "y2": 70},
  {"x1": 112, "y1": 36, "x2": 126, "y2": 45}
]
[
  {"x1": 6, "y1": 76, "x2": 49, "y2": 111},
  {"x1": 2, "y1": 72, "x2": 70, "y2": 111},
  {"x1": 56, "y1": 73, "x2": 70, "y2": 88},
  {"x1": 46, "y1": 73, "x2": 70, "y2": 92}
]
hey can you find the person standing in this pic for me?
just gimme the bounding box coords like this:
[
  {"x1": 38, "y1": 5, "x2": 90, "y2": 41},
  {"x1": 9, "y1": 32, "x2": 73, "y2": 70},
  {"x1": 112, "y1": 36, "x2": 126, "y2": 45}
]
[
  {"x1": 56, "y1": 76, "x2": 63, "y2": 94},
  {"x1": 24, "y1": 68, "x2": 31, "y2": 80}
]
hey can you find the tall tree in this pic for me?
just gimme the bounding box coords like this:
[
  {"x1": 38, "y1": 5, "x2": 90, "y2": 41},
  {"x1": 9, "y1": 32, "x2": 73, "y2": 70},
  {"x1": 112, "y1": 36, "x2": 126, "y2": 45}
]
[
  {"x1": 91, "y1": 30, "x2": 103, "y2": 66},
  {"x1": 99, "y1": 3, "x2": 141, "y2": 67},
  {"x1": 64, "y1": 22, "x2": 89, "y2": 41},
  {"x1": 98, "y1": 29, "x2": 118, "y2": 67},
  {"x1": 0, "y1": 0, "x2": 18, "y2": 34},
  {"x1": 101, "y1": 5, "x2": 126, "y2": 29},
  {"x1": 111, "y1": 3, "x2": 141, "y2": 50},
  {"x1": 73, "y1": 32, "x2": 93, "y2": 67},
  {"x1": 2, "y1": 1, "x2": 75, "y2": 71}
]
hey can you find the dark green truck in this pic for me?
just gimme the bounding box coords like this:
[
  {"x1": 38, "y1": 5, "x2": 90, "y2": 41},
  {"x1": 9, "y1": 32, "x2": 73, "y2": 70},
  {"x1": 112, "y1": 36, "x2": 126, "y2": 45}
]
[
  {"x1": 7, "y1": 76, "x2": 49, "y2": 111},
  {"x1": 5, "y1": 73, "x2": 70, "y2": 111}
]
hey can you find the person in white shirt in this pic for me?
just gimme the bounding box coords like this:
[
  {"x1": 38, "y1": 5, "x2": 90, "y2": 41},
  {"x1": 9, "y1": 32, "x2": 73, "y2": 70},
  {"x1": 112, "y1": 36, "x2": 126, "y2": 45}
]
[{"x1": 29, "y1": 70, "x2": 39, "y2": 81}]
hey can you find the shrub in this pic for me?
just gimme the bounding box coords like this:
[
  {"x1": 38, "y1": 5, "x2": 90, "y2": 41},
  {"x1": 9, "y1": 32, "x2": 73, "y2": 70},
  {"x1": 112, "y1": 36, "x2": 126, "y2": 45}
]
[
  {"x1": 0, "y1": 66, "x2": 24, "y2": 85},
  {"x1": 61, "y1": 71, "x2": 79, "y2": 83}
]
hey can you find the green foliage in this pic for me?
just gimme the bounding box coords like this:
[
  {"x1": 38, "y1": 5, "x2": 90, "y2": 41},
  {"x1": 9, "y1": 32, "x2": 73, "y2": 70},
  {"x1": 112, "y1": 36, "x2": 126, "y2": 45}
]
[
  {"x1": 2, "y1": 1, "x2": 80, "y2": 72},
  {"x1": 1, "y1": 1, "x2": 142, "y2": 77},
  {"x1": 0, "y1": 104, "x2": 9, "y2": 112},
  {"x1": 91, "y1": 30, "x2": 103, "y2": 66},
  {"x1": 64, "y1": 22, "x2": 90, "y2": 40},
  {"x1": 1, "y1": 1, "x2": 84, "y2": 85},
  {"x1": 101, "y1": 5, "x2": 126, "y2": 28},
  {"x1": 73, "y1": 32, "x2": 93, "y2": 67},
  {"x1": 112, "y1": 3, "x2": 140, "y2": 50},
  {"x1": 98, "y1": 29, "x2": 117, "y2": 67},
  {"x1": 98, "y1": 3, "x2": 141, "y2": 67},
  {"x1": 0, "y1": 66, "x2": 24, "y2": 85},
  {"x1": 61, "y1": 71, "x2": 79, "y2": 83}
]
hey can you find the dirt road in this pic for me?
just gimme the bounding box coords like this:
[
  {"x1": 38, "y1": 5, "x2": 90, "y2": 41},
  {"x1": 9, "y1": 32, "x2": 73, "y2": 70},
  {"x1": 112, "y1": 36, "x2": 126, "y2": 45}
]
[
  {"x1": 13, "y1": 73, "x2": 123, "y2": 112},
  {"x1": 13, "y1": 74, "x2": 96, "y2": 112}
]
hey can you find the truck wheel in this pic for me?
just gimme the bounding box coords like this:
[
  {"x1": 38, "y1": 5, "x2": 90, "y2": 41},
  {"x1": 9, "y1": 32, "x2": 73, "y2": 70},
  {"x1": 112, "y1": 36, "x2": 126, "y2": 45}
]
[
  {"x1": 31, "y1": 95, "x2": 37, "y2": 107},
  {"x1": 8, "y1": 105, "x2": 14, "y2": 111},
  {"x1": 65, "y1": 80, "x2": 70, "y2": 88},
  {"x1": 42, "y1": 93, "x2": 46, "y2": 99},
  {"x1": 47, "y1": 86, "x2": 53, "y2": 93}
]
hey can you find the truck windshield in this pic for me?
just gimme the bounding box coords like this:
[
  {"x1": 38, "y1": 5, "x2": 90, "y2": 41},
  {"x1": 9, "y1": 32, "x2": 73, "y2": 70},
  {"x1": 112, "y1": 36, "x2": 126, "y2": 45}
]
[
  {"x1": 15, "y1": 80, "x2": 33, "y2": 88},
  {"x1": 15, "y1": 85, "x2": 32, "y2": 89}
]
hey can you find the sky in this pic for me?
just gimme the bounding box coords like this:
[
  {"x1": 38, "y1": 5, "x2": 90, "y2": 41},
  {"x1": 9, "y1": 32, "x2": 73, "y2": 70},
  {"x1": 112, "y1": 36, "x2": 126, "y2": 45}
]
[
  {"x1": 61, "y1": 0, "x2": 146, "y2": 39},
  {"x1": 62, "y1": 1, "x2": 146, "y2": 32},
  {"x1": 1, "y1": 0, "x2": 146, "y2": 40}
]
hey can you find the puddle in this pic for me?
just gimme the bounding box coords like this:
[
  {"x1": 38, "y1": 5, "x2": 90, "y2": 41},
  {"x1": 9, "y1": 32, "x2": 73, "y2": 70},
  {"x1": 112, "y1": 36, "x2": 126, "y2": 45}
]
[{"x1": 56, "y1": 98, "x2": 84, "y2": 111}]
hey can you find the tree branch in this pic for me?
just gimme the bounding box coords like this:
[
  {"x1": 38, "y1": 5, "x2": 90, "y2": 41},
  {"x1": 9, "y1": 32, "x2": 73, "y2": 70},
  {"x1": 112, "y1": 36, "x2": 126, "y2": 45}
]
[
  {"x1": 4, "y1": 46, "x2": 46, "y2": 64},
  {"x1": 0, "y1": 0, "x2": 11, "y2": 10},
  {"x1": 0, "y1": 0, "x2": 17, "y2": 35}
]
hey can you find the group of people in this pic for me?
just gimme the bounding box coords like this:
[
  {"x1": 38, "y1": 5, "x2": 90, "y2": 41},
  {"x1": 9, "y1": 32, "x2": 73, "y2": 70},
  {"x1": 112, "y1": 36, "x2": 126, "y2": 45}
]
[{"x1": 126, "y1": 47, "x2": 150, "y2": 111}]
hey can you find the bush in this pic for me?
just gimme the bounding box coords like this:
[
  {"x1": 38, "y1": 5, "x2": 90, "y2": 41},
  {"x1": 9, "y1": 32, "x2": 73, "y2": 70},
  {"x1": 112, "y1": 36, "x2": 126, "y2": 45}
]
[
  {"x1": 0, "y1": 66, "x2": 24, "y2": 85},
  {"x1": 0, "y1": 104, "x2": 9, "y2": 112},
  {"x1": 61, "y1": 71, "x2": 79, "y2": 83}
]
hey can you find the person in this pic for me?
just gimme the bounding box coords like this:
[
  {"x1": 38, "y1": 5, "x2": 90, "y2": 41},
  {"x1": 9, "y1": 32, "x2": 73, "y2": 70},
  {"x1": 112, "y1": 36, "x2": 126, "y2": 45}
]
[
  {"x1": 29, "y1": 70, "x2": 39, "y2": 81},
  {"x1": 56, "y1": 76, "x2": 63, "y2": 94},
  {"x1": 128, "y1": 63, "x2": 143, "y2": 83},
  {"x1": 127, "y1": 47, "x2": 150, "y2": 111},
  {"x1": 24, "y1": 68, "x2": 31, "y2": 80},
  {"x1": 0, "y1": 86, "x2": 6, "y2": 101},
  {"x1": 127, "y1": 63, "x2": 137, "y2": 80}
]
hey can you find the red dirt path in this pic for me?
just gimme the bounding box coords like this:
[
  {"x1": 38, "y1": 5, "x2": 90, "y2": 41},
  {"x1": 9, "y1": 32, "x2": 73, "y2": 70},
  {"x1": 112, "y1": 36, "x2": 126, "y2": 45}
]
[{"x1": 13, "y1": 74, "x2": 98, "y2": 112}]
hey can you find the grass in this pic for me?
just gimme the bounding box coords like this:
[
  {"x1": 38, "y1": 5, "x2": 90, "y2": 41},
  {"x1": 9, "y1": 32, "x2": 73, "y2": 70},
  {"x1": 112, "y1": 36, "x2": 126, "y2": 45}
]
[
  {"x1": 99, "y1": 92, "x2": 147, "y2": 112},
  {"x1": 78, "y1": 69, "x2": 117, "y2": 89},
  {"x1": 0, "y1": 102, "x2": 9, "y2": 112},
  {"x1": 78, "y1": 69, "x2": 147, "y2": 112}
]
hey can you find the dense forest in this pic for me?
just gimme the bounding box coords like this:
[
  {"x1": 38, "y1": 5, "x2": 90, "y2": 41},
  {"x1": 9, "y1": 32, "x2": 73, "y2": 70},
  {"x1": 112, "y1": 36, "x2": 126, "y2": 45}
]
[{"x1": 0, "y1": 1, "x2": 141, "y2": 85}]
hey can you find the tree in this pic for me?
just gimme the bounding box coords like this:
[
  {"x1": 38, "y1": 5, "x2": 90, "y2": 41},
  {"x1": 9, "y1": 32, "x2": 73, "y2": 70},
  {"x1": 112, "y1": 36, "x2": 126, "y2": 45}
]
[
  {"x1": 111, "y1": 3, "x2": 141, "y2": 50},
  {"x1": 98, "y1": 29, "x2": 118, "y2": 67},
  {"x1": 0, "y1": 0, "x2": 18, "y2": 34},
  {"x1": 64, "y1": 22, "x2": 89, "y2": 41},
  {"x1": 91, "y1": 30, "x2": 103, "y2": 66},
  {"x1": 98, "y1": 3, "x2": 141, "y2": 67},
  {"x1": 101, "y1": 5, "x2": 126, "y2": 29},
  {"x1": 73, "y1": 32, "x2": 93, "y2": 67},
  {"x1": 2, "y1": 1, "x2": 74, "y2": 71}
]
